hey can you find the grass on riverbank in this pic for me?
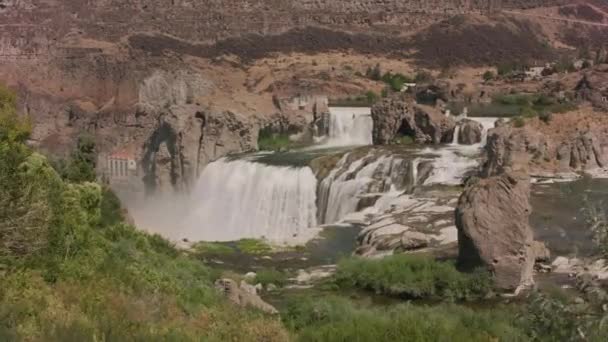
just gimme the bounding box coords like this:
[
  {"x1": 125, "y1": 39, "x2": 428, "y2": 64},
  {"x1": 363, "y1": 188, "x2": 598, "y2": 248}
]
[
  {"x1": 334, "y1": 254, "x2": 492, "y2": 301},
  {"x1": 282, "y1": 295, "x2": 526, "y2": 342}
]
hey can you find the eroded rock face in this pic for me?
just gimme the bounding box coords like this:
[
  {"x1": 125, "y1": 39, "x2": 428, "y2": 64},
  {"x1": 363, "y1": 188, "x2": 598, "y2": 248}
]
[
  {"x1": 482, "y1": 125, "x2": 550, "y2": 177},
  {"x1": 482, "y1": 123, "x2": 607, "y2": 177},
  {"x1": 456, "y1": 119, "x2": 483, "y2": 145},
  {"x1": 371, "y1": 97, "x2": 455, "y2": 145},
  {"x1": 455, "y1": 173, "x2": 536, "y2": 291}
]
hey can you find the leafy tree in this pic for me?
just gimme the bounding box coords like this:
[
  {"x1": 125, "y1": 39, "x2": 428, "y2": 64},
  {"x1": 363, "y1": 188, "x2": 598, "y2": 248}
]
[
  {"x1": 365, "y1": 91, "x2": 379, "y2": 104},
  {"x1": 366, "y1": 63, "x2": 382, "y2": 81},
  {"x1": 0, "y1": 85, "x2": 60, "y2": 261},
  {"x1": 482, "y1": 71, "x2": 495, "y2": 82},
  {"x1": 60, "y1": 135, "x2": 97, "y2": 183}
]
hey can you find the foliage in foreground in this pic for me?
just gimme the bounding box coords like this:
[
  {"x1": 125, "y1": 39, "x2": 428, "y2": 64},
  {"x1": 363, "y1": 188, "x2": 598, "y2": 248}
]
[
  {"x1": 282, "y1": 295, "x2": 526, "y2": 342},
  {"x1": 334, "y1": 254, "x2": 492, "y2": 301},
  {"x1": 282, "y1": 293, "x2": 608, "y2": 342},
  {"x1": 0, "y1": 86, "x2": 289, "y2": 341}
]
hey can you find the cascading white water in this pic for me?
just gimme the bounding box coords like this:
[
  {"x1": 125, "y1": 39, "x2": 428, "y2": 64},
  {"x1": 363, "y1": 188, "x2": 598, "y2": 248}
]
[
  {"x1": 318, "y1": 153, "x2": 415, "y2": 224},
  {"x1": 179, "y1": 158, "x2": 318, "y2": 243},
  {"x1": 451, "y1": 125, "x2": 461, "y2": 145},
  {"x1": 474, "y1": 117, "x2": 499, "y2": 146},
  {"x1": 421, "y1": 117, "x2": 498, "y2": 185},
  {"x1": 321, "y1": 107, "x2": 373, "y2": 147}
]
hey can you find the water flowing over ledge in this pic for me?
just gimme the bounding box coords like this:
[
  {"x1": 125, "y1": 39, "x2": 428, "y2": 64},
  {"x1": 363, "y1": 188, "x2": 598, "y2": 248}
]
[
  {"x1": 181, "y1": 158, "x2": 319, "y2": 242},
  {"x1": 318, "y1": 107, "x2": 373, "y2": 147}
]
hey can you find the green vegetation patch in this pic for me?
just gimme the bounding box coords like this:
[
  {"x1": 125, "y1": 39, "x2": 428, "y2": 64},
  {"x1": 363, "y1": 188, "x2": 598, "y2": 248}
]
[
  {"x1": 282, "y1": 295, "x2": 526, "y2": 342},
  {"x1": 236, "y1": 238, "x2": 273, "y2": 255},
  {"x1": 254, "y1": 268, "x2": 288, "y2": 288},
  {"x1": 192, "y1": 241, "x2": 236, "y2": 256},
  {"x1": 334, "y1": 254, "x2": 492, "y2": 301},
  {"x1": 258, "y1": 132, "x2": 292, "y2": 151}
]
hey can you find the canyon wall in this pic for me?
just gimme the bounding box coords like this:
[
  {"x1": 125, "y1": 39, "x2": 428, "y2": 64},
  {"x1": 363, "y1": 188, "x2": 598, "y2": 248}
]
[{"x1": 0, "y1": 0, "x2": 576, "y2": 197}]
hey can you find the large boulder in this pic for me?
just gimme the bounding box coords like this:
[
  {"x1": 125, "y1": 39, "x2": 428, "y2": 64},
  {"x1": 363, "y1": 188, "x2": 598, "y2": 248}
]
[
  {"x1": 455, "y1": 173, "x2": 536, "y2": 291},
  {"x1": 456, "y1": 119, "x2": 483, "y2": 145},
  {"x1": 371, "y1": 97, "x2": 455, "y2": 145},
  {"x1": 214, "y1": 278, "x2": 278, "y2": 314}
]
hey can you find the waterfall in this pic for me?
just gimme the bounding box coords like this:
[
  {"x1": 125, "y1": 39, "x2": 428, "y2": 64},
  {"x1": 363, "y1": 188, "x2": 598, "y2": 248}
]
[
  {"x1": 451, "y1": 125, "x2": 460, "y2": 145},
  {"x1": 475, "y1": 117, "x2": 498, "y2": 146},
  {"x1": 321, "y1": 107, "x2": 373, "y2": 147},
  {"x1": 318, "y1": 152, "x2": 417, "y2": 224},
  {"x1": 179, "y1": 158, "x2": 318, "y2": 243}
]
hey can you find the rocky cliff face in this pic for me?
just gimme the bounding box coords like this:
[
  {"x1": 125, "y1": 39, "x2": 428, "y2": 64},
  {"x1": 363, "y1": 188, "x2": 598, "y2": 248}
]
[
  {"x1": 371, "y1": 97, "x2": 455, "y2": 145},
  {"x1": 0, "y1": 0, "x2": 598, "y2": 198},
  {"x1": 482, "y1": 113, "x2": 608, "y2": 177},
  {"x1": 456, "y1": 172, "x2": 536, "y2": 291}
]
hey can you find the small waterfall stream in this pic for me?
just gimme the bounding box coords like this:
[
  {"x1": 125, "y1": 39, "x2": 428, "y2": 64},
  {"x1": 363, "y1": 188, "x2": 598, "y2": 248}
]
[{"x1": 320, "y1": 107, "x2": 373, "y2": 147}]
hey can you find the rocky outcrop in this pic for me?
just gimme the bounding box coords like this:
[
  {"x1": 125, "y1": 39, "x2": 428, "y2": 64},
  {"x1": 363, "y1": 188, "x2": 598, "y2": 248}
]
[
  {"x1": 456, "y1": 173, "x2": 536, "y2": 291},
  {"x1": 214, "y1": 278, "x2": 278, "y2": 314},
  {"x1": 575, "y1": 72, "x2": 608, "y2": 111},
  {"x1": 371, "y1": 97, "x2": 455, "y2": 145},
  {"x1": 355, "y1": 193, "x2": 458, "y2": 258},
  {"x1": 482, "y1": 125, "x2": 550, "y2": 177},
  {"x1": 141, "y1": 107, "x2": 257, "y2": 194},
  {"x1": 482, "y1": 119, "x2": 607, "y2": 177},
  {"x1": 456, "y1": 119, "x2": 484, "y2": 145},
  {"x1": 557, "y1": 131, "x2": 605, "y2": 170}
]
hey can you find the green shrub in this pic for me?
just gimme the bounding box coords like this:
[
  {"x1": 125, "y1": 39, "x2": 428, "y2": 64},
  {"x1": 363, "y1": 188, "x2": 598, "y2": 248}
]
[
  {"x1": 482, "y1": 70, "x2": 495, "y2": 82},
  {"x1": 520, "y1": 106, "x2": 538, "y2": 118},
  {"x1": 366, "y1": 64, "x2": 382, "y2": 81},
  {"x1": 254, "y1": 268, "x2": 288, "y2": 287},
  {"x1": 512, "y1": 116, "x2": 526, "y2": 128},
  {"x1": 237, "y1": 238, "x2": 272, "y2": 255},
  {"x1": 193, "y1": 241, "x2": 236, "y2": 256},
  {"x1": 283, "y1": 295, "x2": 526, "y2": 342},
  {"x1": 393, "y1": 135, "x2": 415, "y2": 145},
  {"x1": 518, "y1": 293, "x2": 608, "y2": 342},
  {"x1": 334, "y1": 254, "x2": 492, "y2": 301},
  {"x1": 539, "y1": 111, "x2": 552, "y2": 124},
  {"x1": 365, "y1": 90, "x2": 379, "y2": 104},
  {"x1": 258, "y1": 132, "x2": 292, "y2": 151}
]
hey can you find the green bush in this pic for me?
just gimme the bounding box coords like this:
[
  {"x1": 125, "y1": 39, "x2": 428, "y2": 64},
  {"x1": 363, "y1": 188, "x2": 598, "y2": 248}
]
[
  {"x1": 482, "y1": 70, "x2": 495, "y2": 82},
  {"x1": 283, "y1": 295, "x2": 526, "y2": 342},
  {"x1": 237, "y1": 238, "x2": 272, "y2": 255},
  {"x1": 520, "y1": 106, "x2": 538, "y2": 118},
  {"x1": 393, "y1": 135, "x2": 415, "y2": 145},
  {"x1": 539, "y1": 111, "x2": 552, "y2": 124},
  {"x1": 365, "y1": 90, "x2": 379, "y2": 104},
  {"x1": 254, "y1": 268, "x2": 288, "y2": 287},
  {"x1": 512, "y1": 116, "x2": 526, "y2": 128},
  {"x1": 519, "y1": 293, "x2": 608, "y2": 342},
  {"x1": 0, "y1": 84, "x2": 291, "y2": 341},
  {"x1": 334, "y1": 254, "x2": 492, "y2": 301},
  {"x1": 193, "y1": 241, "x2": 236, "y2": 256},
  {"x1": 258, "y1": 132, "x2": 292, "y2": 151}
]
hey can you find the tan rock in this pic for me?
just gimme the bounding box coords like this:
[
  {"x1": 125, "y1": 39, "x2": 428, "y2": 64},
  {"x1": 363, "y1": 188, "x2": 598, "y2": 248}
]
[{"x1": 456, "y1": 172, "x2": 536, "y2": 291}]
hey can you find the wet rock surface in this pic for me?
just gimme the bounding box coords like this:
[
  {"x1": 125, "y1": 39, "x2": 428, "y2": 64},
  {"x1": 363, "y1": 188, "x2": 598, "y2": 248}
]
[
  {"x1": 355, "y1": 191, "x2": 459, "y2": 258},
  {"x1": 456, "y1": 119, "x2": 484, "y2": 145}
]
